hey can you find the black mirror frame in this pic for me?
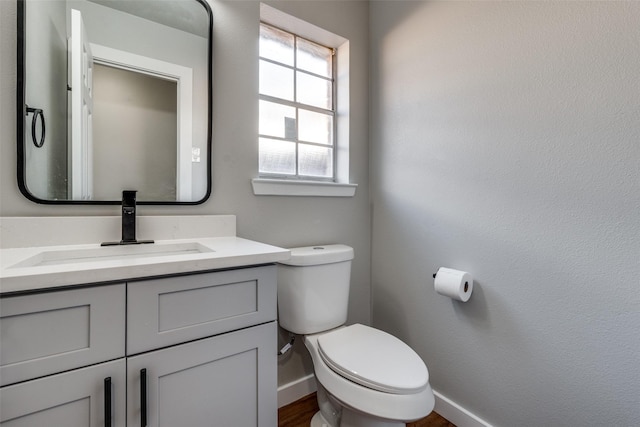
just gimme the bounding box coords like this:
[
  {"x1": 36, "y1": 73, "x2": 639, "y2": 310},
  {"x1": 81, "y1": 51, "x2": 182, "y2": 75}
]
[{"x1": 16, "y1": 0, "x2": 213, "y2": 205}]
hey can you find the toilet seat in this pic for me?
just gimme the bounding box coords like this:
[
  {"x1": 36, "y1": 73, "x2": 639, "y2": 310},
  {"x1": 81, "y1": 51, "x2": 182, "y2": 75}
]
[{"x1": 317, "y1": 324, "x2": 429, "y2": 395}]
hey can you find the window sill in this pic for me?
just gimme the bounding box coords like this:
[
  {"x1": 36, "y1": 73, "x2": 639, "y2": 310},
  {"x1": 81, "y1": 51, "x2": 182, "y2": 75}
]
[{"x1": 251, "y1": 178, "x2": 357, "y2": 197}]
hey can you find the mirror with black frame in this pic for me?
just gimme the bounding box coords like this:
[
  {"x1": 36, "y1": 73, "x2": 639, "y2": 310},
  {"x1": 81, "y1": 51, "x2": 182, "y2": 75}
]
[{"x1": 17, "y1": 0, "x2": 212, "y2": 204}]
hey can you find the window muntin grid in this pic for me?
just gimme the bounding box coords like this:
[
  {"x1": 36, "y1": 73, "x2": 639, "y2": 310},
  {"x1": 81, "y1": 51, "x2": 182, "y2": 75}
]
[{"x1": 259, "y1": 23, "x2": 335, "y2": 180}]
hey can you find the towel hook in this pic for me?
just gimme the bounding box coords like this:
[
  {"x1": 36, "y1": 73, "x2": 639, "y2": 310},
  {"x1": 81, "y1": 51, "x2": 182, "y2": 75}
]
[{"x1": 26, "y1": 106, "x2": 45, "y2": 148}]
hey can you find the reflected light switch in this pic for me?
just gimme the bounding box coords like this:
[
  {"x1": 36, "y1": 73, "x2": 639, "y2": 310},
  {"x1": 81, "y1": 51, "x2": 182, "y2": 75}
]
[{"x1": 192, "y1": 147, "x2": 201, "y2": 163}]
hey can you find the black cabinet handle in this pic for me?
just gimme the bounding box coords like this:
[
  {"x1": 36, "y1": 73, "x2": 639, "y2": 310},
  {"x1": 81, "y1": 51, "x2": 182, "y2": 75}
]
[
  {"x1": 104, "y1": 377, "x2": 112, "y2": 427},
  {"x1": 140, "y1": 369, "x2": 147, "y2": 427}
]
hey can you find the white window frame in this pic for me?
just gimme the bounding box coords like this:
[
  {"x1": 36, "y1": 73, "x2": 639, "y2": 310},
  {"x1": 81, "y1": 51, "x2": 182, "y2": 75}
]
[
  {"x1": 259, "y1": 23, "x2": 336, "y2": 181},
  {"x1": 252, "y1": 4, "x2": 357, "y2": 197}
]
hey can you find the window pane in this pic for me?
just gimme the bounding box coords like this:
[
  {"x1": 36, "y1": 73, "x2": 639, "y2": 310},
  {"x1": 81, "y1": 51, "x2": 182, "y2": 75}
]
[
  {"x1": 296, "y1": 72, "x2": 331, "y2": 109},
  {"x1": 297, "y1": 38, "x2": 332, "y2": 78},
  {"x1": 259, "y1": 101, "x2": 296, "y2": 139},
  {"x1": 299, "y1": 144, "x2": 333, "y2": 178},
  {"x1": 260, "y1": 24, "x2": 294, "y2": 66},
  {"x1": 298, "y1": 109, "x2": 332, "y2": 145},
  {"x1": 260, "y1": 60, "x2": 294, "y2": 101},
  {"x1": 259, "y1": 138, "x2": 296, "y2": 175}
]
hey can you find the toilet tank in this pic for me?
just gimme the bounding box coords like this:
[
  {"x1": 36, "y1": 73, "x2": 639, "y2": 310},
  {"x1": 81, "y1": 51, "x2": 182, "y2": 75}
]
[{"x1": 277, "y1": 245, "x2": 354, "y2": 335}]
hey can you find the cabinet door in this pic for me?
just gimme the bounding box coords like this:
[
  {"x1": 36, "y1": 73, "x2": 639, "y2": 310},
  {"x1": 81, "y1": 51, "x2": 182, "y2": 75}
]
[
  {"x1": 127, "y1": 321, "x2": 277, "y2": 427},
  {"x1": 0, "y1": 359, "x2": 126, "y2": 427}
]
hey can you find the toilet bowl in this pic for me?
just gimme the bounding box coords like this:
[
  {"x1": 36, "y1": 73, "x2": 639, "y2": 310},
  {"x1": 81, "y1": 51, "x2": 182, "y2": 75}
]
[
  {"x1": 305, "y1": 325, "x2": 434, "y2": 426},
  {"x1": 277, "y1": 245, "x2": 435, "y2": 426}
]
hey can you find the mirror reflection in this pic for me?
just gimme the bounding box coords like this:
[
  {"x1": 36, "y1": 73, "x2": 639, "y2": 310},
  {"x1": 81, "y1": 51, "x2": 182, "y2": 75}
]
[{"x1": 19, "y1": 0, "x2": 211, "y2": 203}]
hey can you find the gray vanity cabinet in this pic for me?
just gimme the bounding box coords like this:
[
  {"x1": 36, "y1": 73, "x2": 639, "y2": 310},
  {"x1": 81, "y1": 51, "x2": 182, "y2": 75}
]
[{"x1": 0, "y1": 266, "x2": 278, "y2": 427}]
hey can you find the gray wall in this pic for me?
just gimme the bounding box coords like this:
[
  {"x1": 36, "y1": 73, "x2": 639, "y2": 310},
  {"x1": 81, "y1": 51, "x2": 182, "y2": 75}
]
[
  {"x1": 370, "y1": 2, "x2": 640, "y2": 426},
  {"x1": 0, "y1": 0, "x2": 370, "y2": 389}
]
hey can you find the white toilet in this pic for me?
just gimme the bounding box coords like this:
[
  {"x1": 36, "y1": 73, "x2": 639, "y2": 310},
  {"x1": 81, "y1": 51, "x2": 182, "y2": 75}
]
[{"x1": 278, "y1": 244, "x2": 435, "y2": 427}]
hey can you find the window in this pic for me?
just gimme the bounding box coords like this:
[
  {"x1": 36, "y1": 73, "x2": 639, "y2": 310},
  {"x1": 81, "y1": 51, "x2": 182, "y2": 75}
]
[{"x1": 259, "y1": 23, "x2": 335, "y2": 180}]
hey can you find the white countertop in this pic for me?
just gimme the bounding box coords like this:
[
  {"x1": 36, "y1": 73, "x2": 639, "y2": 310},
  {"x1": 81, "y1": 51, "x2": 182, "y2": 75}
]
[{"x1": 0, "y1": 237, "x2": 290, "y2": 294}]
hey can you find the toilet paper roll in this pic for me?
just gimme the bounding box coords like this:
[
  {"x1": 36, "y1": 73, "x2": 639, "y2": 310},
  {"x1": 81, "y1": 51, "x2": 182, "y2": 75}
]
[{"x1": 434, "y1": 267, "x2": 473, "y2": 302}]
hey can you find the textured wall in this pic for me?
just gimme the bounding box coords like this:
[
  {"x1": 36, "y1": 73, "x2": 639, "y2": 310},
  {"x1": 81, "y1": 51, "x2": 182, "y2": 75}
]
[{"x1": 370, "y1": 2, "x2": 640, "y2": 426}]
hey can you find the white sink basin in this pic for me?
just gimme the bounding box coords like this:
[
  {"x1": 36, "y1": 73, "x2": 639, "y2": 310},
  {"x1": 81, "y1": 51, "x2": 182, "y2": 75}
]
[{"x1": 10, "y1": 242, "x2": 214, "y2": 268}]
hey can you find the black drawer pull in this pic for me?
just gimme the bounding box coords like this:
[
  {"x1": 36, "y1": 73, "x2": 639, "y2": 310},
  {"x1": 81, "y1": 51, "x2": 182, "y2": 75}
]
[
  {"x1": 104, "y1": 377, "x2": 112, "y2": 427},
  {"x1": 140, "y1": 369, "x2": 148, "y2": 427}
]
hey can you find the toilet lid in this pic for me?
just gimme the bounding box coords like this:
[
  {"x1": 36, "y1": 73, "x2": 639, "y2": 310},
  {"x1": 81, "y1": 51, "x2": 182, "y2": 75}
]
[{"x1": 317, "y1": 324, "x2": 429, "y2": 394}]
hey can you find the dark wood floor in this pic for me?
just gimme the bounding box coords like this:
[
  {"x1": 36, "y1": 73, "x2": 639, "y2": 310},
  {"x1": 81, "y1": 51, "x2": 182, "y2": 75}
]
[{"x1": 278, "y1": 393, "x2": 456, "y2": 427}]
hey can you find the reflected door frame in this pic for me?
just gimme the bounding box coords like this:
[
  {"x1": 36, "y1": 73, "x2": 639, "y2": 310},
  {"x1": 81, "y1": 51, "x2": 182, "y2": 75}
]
[{"x1": 69, "y1": 9, "x2": 94, "y2": 201}]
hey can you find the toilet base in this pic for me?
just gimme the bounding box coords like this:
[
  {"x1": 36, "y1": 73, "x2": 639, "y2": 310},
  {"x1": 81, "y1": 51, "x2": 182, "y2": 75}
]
[
  {"x1": 311, "y1": 409, "x2": 406, "y2": 427},
  {"x1": 340, "y1": 409, "x2": 406, "y2": 427},
  {"x1": 311, "y1": 411, "x2": 333, "y2": 427}
]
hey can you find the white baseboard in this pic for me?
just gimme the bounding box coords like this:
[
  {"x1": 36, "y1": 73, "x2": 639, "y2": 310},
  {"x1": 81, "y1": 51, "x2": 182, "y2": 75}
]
[
  {"x1": 277, "y1": 374, "x2": 317, "y2": 408},
  {"x1": 433, "y1": 390, "x2": 493, "y2": 427}
]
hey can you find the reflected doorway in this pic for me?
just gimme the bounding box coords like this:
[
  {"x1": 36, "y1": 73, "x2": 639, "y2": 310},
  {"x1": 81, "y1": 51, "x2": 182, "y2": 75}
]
[{"x1": 92, "y1": 64, "x2": 178, "y2": 201}]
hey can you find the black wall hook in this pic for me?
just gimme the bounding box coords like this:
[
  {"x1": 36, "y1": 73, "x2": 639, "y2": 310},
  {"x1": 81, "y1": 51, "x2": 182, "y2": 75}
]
[{"x1": 26, "y1": 106, "x2": 45, "y2": 148}]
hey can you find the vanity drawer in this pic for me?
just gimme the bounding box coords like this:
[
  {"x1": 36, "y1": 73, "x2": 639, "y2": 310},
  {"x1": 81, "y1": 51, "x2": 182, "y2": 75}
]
[
  {"x1": 127, "y1": 265, "x2": 277, "y2": 355},
  {"x1": 0, "y1": 284, "x2": 126, "y2": 386}
]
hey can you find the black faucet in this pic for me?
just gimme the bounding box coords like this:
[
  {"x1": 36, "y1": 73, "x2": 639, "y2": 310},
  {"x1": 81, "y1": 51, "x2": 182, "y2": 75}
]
[
  {"x1": 101, "y1": 190, "x2": 154, "y2": 246},
  {"x1": 121, "y1": 190, "x2": 138, "y2": 243}
]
